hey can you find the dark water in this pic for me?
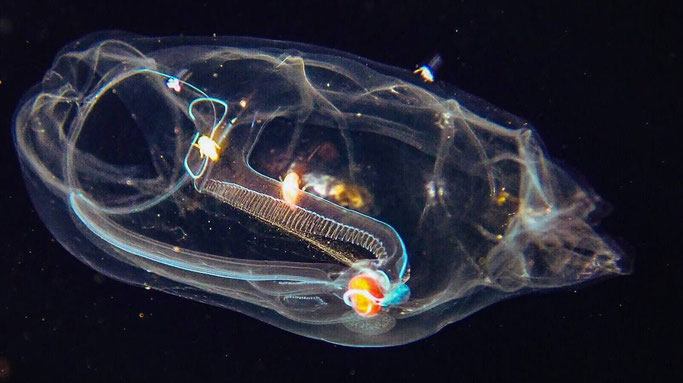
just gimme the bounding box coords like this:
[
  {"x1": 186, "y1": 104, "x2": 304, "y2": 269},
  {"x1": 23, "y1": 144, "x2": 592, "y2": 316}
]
[{"x1": 0, "y1": 1, "x2": 679, "y2": 381}]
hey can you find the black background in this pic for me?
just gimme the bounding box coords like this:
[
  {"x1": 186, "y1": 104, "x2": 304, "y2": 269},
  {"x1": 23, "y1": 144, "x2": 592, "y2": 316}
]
[{"x1": 0, "y1": 1, "x2": 679, "y2": 381}]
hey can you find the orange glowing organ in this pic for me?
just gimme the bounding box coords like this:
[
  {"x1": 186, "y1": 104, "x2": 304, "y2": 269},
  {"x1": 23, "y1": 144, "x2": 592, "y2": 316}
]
[
  {"x1": 281, "y1": 172, "x2": 301, "y2": 205},
  {"x1": 347, "y1": 274, "x2": 385, "y2": 317}
]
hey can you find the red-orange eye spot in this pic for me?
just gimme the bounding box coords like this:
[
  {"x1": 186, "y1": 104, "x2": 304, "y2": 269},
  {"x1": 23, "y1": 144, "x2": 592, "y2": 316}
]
[{"x1": 348, "y1": 275, "x2": 385, "y2": 317}]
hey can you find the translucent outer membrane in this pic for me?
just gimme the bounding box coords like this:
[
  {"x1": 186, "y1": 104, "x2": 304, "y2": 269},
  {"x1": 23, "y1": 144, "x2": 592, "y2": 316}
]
[{"x1": 13, "y1": 32, "x2": 629, "y2": 346}]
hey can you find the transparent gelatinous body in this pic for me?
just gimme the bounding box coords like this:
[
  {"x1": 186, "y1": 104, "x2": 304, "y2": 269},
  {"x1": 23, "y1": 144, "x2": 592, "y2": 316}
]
[{"x1": 13, "y1": 32, "x2": 629, "y2": 346}]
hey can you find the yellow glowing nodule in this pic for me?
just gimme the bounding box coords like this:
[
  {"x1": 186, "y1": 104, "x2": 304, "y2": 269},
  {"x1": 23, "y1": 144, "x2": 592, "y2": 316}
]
[
  {"x1": 282, "y1": 172, "x2": 301, "y2": 205},
  {"x1": 329, "y1": 184, "x2": 365, "y2": 209},
  {"x1": 496, "y1": 190, "x2": 511, "y2": 206},
  {"x1": 195, "y1": 135, "x2": 220, "y2": 161}
]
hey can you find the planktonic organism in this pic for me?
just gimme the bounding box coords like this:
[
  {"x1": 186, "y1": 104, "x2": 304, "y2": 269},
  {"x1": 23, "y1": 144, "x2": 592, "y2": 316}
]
[{"x1": 13, "y1": 32, "x2": 629, "y2": 346}]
